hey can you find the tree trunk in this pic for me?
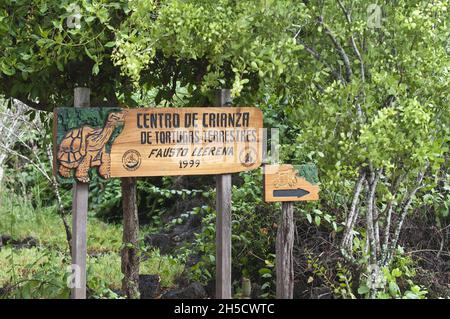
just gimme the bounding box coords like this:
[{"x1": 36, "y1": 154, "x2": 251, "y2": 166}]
[
  {"x1": 0, "y1": 153, "x2": 5, "y2": 183},
  {"x1": 121, "y1": 177, "x2": 140, "y2": 299},
  {"x1": 276, "y1": 202, "x2": 295, "y2": 299}
]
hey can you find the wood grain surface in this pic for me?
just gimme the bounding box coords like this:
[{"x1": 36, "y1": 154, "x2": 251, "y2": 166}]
[
  {"x1": 54, "y1": 107, "x2": 263, "y2": 180},
  {"x1": 264, "y1": 164, "x2": 319, "y2": 202}
]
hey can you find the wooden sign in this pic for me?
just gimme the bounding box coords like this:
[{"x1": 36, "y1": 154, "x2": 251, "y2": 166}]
[
  {"x1": 53, "y1": 107, "x2": 263, "y2": 182},
  {"x1": 263, "y1": 164, "x2": 319, "y2": 202}
]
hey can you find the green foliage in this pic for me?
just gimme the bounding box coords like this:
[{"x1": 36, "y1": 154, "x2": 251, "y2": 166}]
[
  {"x1": 87, "y1": 249, "x2": 183, "y2": 297},
  {"x1": 307, "y1": 252, "x2": 354, "y2": 299},
  {"x1": 357, "y1": 248, "x2": 428, "y2": 299},
  {"x1": 303, "y1": 207, "x2": 338, "y2": 231},
  {"x1": 421, "y1": 169, "x2": 450, "y2": 227},
  {"x1": 0, "y1": 187, "x2": 123, "y2": 253},
  {"x1": 278, "y1": 0, "x2": 449, "y2": 299},
  {"x1": 283, "y1": 0, "x2": 448, "y2": 171},
  {"x1": 0, "y1": 186, "x2": 184, "y2": 298},
  {"x1": 0, "y1": 189, "x2": 67, "y2": 249},
  {"x1": 114, "y1": 0, "x2": 307, "y2": 101},
  {"x1": 0, "y1": 0, "x2": 311, "y2": 108},
  {"x1": 181, "y1": 169, "x2": 279, "y2": 297},
  {"x1": 0, "y1": 0, "x2": 449, "y2": 300},
  {"x1": 90, "y1": 178, "x2": 122, "y2": 222},
  {"x1": 0, "y1": 247, "x2": 70, "y2": 299},
  {"x1": 0, "y1": 0, "x2": 131, "y2": 108},
  {"x1": 180, "y1": 205, "x2": 216, "y2": 283},
  {"x1": 137, "y1": 178, "x2": 208, "y2": 227},
  {"x1": 257, "y1": 256, "x2": 276, "y2": 298},
  {"x1": 0, "y1": 246, "x2": 183, "y2": 299},
  {"x1": 140, "y1": 248, "x2": 185, "y2": 288}
]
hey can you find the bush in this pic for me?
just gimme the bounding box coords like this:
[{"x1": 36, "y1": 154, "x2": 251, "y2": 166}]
[{"x1": 180, "y1": 169, "x2": 279, "y2": 298}]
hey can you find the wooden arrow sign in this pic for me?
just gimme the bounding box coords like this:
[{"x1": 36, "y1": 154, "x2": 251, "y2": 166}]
[
  {"x1": 273, "y1": 188, "x2": 310, "y2": 198},
  {"x1": 263, "y1": 164, "x2": 319, "y2": 202}
]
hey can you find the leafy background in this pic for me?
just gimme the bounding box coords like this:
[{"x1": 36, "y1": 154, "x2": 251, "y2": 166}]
[{"x1": 0, "y1": 0, "x2": 448, "y2": 299}]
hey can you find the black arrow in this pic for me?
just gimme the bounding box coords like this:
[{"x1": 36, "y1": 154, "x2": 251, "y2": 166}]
[{"x1": 273, "y1": 188, "x2": 310, "y2": 198}]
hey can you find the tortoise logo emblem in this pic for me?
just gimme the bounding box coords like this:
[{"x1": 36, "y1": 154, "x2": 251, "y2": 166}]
[
  {"x1": 122, "y1": 150, "x2": 141, "y2": 171},
  {"x1": 239, "y1": 147, "x2": 257, "y2": 167}
]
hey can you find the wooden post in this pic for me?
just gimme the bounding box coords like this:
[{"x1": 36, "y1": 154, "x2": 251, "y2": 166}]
[
  {"x1": 276, "y1": 202, "x2": 295, "y2": 299},
  {"x1": 215, "y1": 89, "x2": 232, "y2": 299},
  {"x1": 264, "y1": 164, "x2": 319, "y2": 298},
  {"x1": 121, "y1": 177, "x2": 140, "y2": 299},
  {"x1": 71, "y1": 87, "x2": 90, "y2": 299}
]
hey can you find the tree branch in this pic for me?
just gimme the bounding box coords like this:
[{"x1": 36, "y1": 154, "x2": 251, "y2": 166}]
[
  {"x1": 341, "y1": 170, "x2": 366, "y2": 261},
  {"x1": 14, "y1": 99, "x2": 50, "y2": 112},
  {"x1": 296, "y1": 38, "x2": 345, "y2": 83},
  {"x1": 336, "y1": 0, "x2": 365, "y2": 82},
  {"x1": 318, "y1": 16, "x2": 353, "y2": 82},
  {"x1": 381, "y1": 173, "x2": 405, "y2": 264},
  {"x1": 366, "y1": 168, "x2": 382, "y2": 266},
  {"x1": 387, "y1": 166, "x2": 429, "y2": 263}
]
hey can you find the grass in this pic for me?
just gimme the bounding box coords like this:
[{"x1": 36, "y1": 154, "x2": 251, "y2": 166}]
[
  {"x1": 0, "y1": 189, "x2": 122, "y2": 252},
  {"x1": 0, "y1": 189, "x2": 67, "y2": 249},
  {"x1": 88, "y1": 250, "x2": 184, "y2": 291},
  {"x1": 0, "y1": 188, "x2": 184, "y2": 298},
  {"x1": 0, "y1": 247, "x2": 69, "y2": 298}
]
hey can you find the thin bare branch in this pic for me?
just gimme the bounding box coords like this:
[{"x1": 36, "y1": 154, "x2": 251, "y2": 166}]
[
  {"x1": 318, "y1": 16, "x2": 353, "y2": 82},
  {"x1": 296, "y1": 37, "x2": 345, "y2": 83},
  {"x1": 366, "y1": 168, "x2": 382, "y2": 266},
  {"x1": 336, "y1": 0, "x2": 365, "y2": 82},
  {"x1": 387, "y1": 166, "x2": 429, "y2": 263},
  {"x1": 341, "y1": 170, "x2": 366, "y2": 261}
]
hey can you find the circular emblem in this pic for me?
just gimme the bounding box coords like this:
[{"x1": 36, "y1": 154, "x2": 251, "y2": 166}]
[
  {"x1": 122, "y1": 150, "x2": 141, "y2": 171},
  {"x1": 239, "y1": 147, "x2": 257, "y2": 167}
]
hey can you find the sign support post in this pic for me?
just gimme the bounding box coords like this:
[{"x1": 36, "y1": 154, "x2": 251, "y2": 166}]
[
  {"x1": 215, "y1": 89, "x2": 232, "y2": 299},
  {"x1": 276, "y1": 201, "x2": 294, "y2": 299},
  {"x1": 71, "y1": 87, "x2": 90, "y2": 299},
  {"x1": 264, "y1": 164, "x2": 319, "y2": 299},
  {"x1": 121, "y1": 176, "x2": 140, "y2": 299}
]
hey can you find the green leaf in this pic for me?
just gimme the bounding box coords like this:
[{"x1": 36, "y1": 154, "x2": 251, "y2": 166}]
[
  {"x1": 258, "y1": 268, "x2": 271, "y2": 275},
  {"x1": 56, "y1": 60, "x2": 64, "y2": 72},
  {"x1": 85, "y1": 16, "x2": 96, "y2": 23},
  {"x1": 105, "y1": 41, "x2": 116, "y2": 48},
  {"x1": 306, "y1": 213, "x2": 312, "y2": 223},
  {"x1": 392, "y1": 268, "x2": 402, "y2": 277},
  {"x1": 358, "y1": 285, "x2": 369, "y2": 295},
  {"x1": 314, "y1": 215, "x2": 321, "y2": 226},
  {"x1": 389, "y1": 281, "x2": 400, "y2": 296},
  {"x1": 84, "y1": 46, "x2": 95, "y2": 60},
  {"x1": 1, "y1": 63, "x2": 15, "y2": 76},
  {"x1": 261, "y1": 282, "x2": 271, "y2": 290},
  {"x1": 404, "y1": 291, "x2": 419, "y2": 299}
]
